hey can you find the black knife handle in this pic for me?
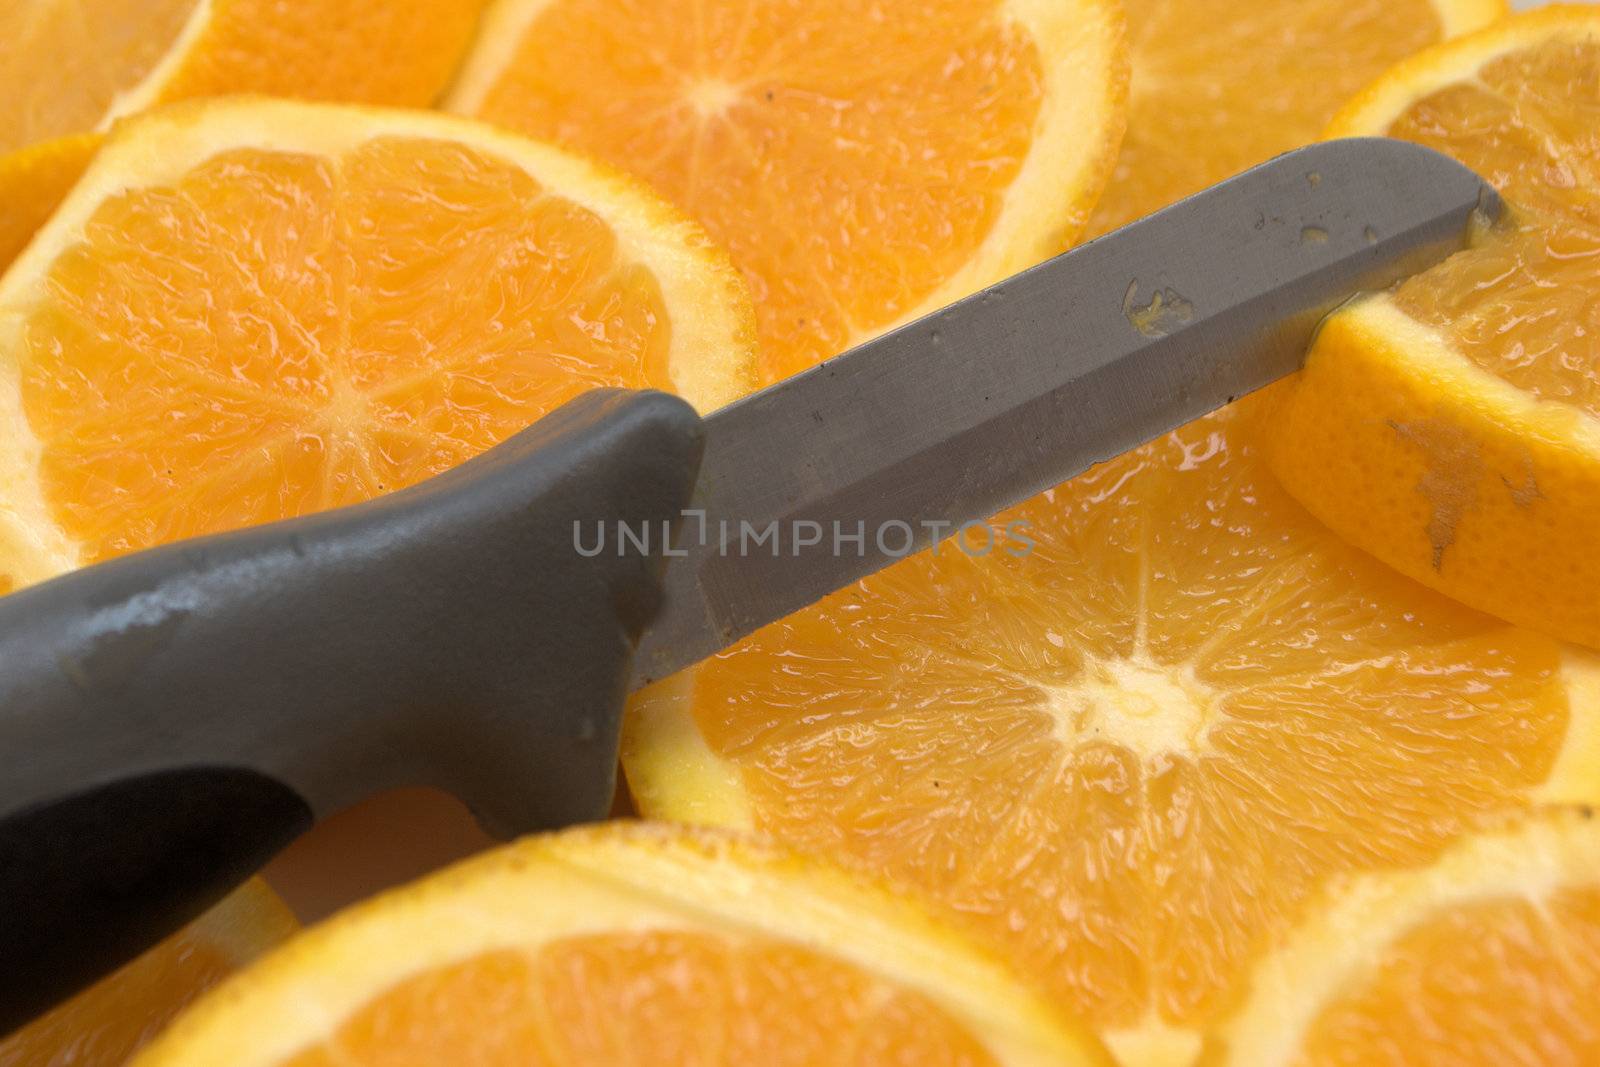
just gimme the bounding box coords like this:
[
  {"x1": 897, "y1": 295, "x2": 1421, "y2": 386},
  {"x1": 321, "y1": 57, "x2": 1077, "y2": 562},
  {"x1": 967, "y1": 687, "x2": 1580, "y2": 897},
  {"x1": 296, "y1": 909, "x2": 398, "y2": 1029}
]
[{"x1": 0, "y1": 388, "x2": 704, "y2": 1030}]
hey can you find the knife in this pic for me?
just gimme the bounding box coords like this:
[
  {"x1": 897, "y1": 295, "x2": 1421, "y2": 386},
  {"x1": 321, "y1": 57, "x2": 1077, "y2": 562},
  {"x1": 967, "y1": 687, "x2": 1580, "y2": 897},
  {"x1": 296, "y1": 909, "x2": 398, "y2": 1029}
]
[{"x1": 0, "y1": 137, "x2": 1497, "y2": 1027}]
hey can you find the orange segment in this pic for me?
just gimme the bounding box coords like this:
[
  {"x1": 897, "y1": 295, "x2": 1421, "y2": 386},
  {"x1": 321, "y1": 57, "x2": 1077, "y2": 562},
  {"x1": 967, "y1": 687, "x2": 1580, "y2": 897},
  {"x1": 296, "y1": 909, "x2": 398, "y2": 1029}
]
[
  {"x1": 128, "y1": 824, "x2": 1112, "y2": 1067},
  {"x1": 0, "y1": 0, "x2": 488, "y2": 155},
  {"x1": 1267, "y1": 7, "x2": 1600, "y2": 649},
  {"x1": 0, "y1": 880, "x2": 295, "y2": 1067},
  {"x1": 623, "y1": 399, "x2": 1600, "y2": 1062},
  {"x1": 0, "y1": 98, "x2": 755, "y2": 584},
  {"x1": 1208, "y1": 810, "x2": 1600, "y2": 1066},
  {"x1": 0, "y1": 133, "x2": 100, "y2": 272},
  {"x1": 447, "y1": 0, "x2": 1127, "y2": 382},
  {"x1": 1088, "y1": 0, "x2": 1501, "y2": 238}
]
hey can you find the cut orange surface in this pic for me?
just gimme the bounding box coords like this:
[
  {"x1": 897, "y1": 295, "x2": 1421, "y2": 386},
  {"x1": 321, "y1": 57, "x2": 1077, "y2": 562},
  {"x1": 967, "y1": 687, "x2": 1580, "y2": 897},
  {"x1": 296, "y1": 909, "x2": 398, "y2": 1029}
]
[
  {"x1": 127, "y1": 824, "x2": 1112, "y2": 1067},
  {"x1": 0, "y1": 880, "x2": 295, "y2": 1067},
  {"x1": 0, "y1": 0, "x2": 488, "y2": 155},
  {"x1": 446, "y1": 0, "x2": 1127, "y2": 383},
  {"x1": 0, "y1": 98, "x2": 755, "y2": 588},
  {"x1": 0, "y1": 1, "x2": 493, "y2": 273},
  {"x1": 0, "y1": 132, "x2": 100, "y2": 273},
  {"x1": 623, "y1": 398, "x2": 1600, "y2": 1065},
  {"x1": 1087, "y1": 0, "x2": 1501, "y2": 238},
  {"x1": 1207, "y1": 809, "x2": 1600, "y2": 1066},
  {"x1": 1268, "y1": 6, "x2": 1600, "y2": 649}
]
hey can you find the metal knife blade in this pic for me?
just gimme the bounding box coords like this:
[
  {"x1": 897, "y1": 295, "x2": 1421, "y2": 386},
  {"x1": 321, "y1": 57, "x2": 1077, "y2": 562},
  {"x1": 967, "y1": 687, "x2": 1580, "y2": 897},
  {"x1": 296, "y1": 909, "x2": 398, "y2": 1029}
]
[{"x1": 631, "y1": 137, "x2": 1499, "y2": 688}]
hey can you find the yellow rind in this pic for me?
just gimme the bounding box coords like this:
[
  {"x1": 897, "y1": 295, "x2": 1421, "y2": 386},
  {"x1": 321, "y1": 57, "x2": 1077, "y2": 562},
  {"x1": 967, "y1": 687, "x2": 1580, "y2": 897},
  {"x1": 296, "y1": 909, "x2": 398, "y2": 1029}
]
[
  {"x1": 1542, "y1": 648, "x2": 1600, "y2": 806},
  {"x1": 1427, "y1": 0, "x2": 1509, "y2": 38},
  {"x1": 0, "y1": 96, "x2": 758, "y2": 591},
  {"x1": 438, "y1": 0, "x2": 559, "y2": 112},
  {"x1": 1202, "y1": 809, "x2": 1600, "y2": 1067},
  {"x1": 908, "y1": 0, "x2": 1129, "y2": 317},
  {"x1": 622, "y1": 675, "x2": 755, "y2": 831},
  {"x1": 130, "y1": 823, "x2": 1114, "y2": 1067},
  {"x1": 105, "y1": 0, "x2": 219, "y2": 125},
  {"x1": 444, "y1": 0, "x2": 1130, "y2": 356},
  {"x1": 1102, "y1": 1018, "x2": 1204, "y2": 1067},
  {"x1": 1268, "y1": 296, "x2": 1600, "y2": 648},
  {"x1": 196, "y1": 878, "x2": 301, "y2": 962},
  {"x1": 1328, "y1": 4, "x2": 1600, "y2": 138}
]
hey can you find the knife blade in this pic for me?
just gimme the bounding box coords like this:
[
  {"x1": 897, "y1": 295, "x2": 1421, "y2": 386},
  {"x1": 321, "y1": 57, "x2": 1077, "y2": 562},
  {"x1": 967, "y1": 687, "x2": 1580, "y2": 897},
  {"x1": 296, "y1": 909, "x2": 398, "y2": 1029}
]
[{"x1": 631, "y1": 137, "x2": 1499, "y2": 687}]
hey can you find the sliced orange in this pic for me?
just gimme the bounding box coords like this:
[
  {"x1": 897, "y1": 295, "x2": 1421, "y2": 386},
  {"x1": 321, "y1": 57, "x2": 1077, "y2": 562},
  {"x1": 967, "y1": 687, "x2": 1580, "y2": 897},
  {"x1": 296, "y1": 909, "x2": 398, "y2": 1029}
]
[
  {"x1": 0, "y1": 880, "x2": 295, "y2": 1067},
  {"x1": 128, "y1": 823, "x2": 1112, "y2": 1067},
  {"x1": 623, "y1": 398, "x2": 1600, "y2": 1065},
  {"x1": 1087, "y1": 0, "x2": 1501, "y2": 238},
  {"x1": 0, "y1": 1, "x2": 494, "y2": 274},
  {"x1": 0, "y1": 132, "x2": 100, "y2": 272},
  {"x1": 0, "y1": 0, "x2": 488, "y2": 156},
  {"x1": 446, "y1": 0, "x2": 1128, "y2": 383},
  {"x1": 1207, "y1": 809, "x2": 1600, "y2": 1066},
  {"x1": 1268, "y1": 6, "x2": 1600, "y2": 649},
  {"x1": 0, "y1": 97, "x2": 755, "y2": 589}
]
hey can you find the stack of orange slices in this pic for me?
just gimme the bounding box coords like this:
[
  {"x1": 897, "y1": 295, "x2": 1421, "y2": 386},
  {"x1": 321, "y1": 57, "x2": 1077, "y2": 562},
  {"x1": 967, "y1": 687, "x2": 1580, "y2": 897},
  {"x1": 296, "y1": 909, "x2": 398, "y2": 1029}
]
[
  {"x1": 605, "y1": 5, "x2": 1600, "y2": 1065},
  {"x1": 3, "y1": 4, "x2": 1600, "y2": 1067},
  {"x1": 623, "y1": 394, "x2": 1600, "y2": 1064},
  {"x1": 1270, "y1": 5, "x2": 1600, "y2": 651}
]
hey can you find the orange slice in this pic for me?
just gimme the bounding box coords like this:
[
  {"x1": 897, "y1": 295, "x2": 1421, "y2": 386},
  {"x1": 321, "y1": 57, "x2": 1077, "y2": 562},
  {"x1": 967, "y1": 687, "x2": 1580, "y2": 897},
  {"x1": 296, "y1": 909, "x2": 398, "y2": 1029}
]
[
  {"x1": 127, "y1": 824, "x2": 1112, "y2": 1067},
  {"x1": 0, "y1": 880, "x2": 295, "y2": 1067},
  {"x1": 0, "y1": 132, "x2": 100, "y2": 273},
  {"x1": 1267, "y1": 6, "x2": 1600, "y2": 649},
  {"x1": 1087, "y1": 0, "x2": 1502, "y2": 238},
  {"x1": 0, "y1": 97, "x2": 755, "y2": 588},
  {"x1": 1207, "y1": 809, "x2": 1600, "y2": 1066},
  {"x1": 622, "y1": 398, "x2": 1600, "y2": 1065},
  {"x1": 0, "y1": 0, "x2": 488, "y2": 155},
  {"x1": 445, "y1": 0, "x2": 1128, "y2": 383}
]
